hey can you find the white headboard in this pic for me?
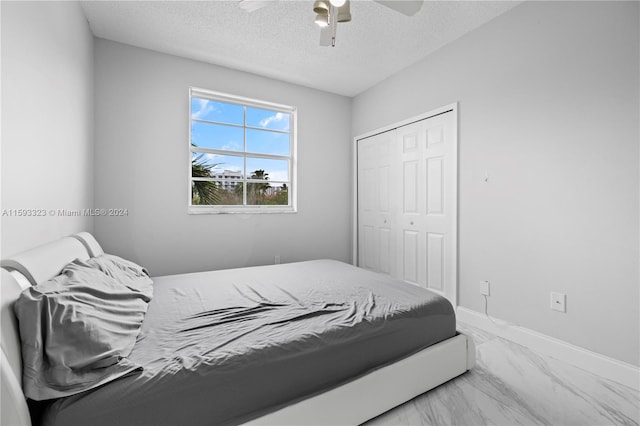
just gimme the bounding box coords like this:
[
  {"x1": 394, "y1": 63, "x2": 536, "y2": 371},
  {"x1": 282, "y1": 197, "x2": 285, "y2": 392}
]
[
  {"x1": 72, "y1": 231, "x2": 104, "y2": 258},
  {"x1": 0, "y1": 232, "x2": 103, "y2": 426},
  {"x1": 1, "y1": 271, "x2": 31, "y2": 426},
  {"x1": 0, "y1": 236, "x2": 89, "y2": 287}
]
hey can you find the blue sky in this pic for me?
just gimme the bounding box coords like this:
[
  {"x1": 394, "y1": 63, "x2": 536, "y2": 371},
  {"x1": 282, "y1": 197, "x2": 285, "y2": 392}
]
[{"x1": 191, "y1": 97, "x2": 291, "y2": 183}]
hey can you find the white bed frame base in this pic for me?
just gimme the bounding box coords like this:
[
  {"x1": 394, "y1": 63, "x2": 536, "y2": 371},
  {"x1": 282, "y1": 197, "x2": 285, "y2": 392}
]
[
  {"x1": 0, "y1": 233, "x2": 475, "y2": 426},
  {"x1": 246, "y1": 333, "x2": 474, "y2": 425}
]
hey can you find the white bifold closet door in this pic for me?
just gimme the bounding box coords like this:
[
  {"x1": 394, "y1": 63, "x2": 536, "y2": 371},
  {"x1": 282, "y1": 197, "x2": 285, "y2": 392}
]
[
  {"x1": 357, "y1": 110, "x2": 456, "y2": 304},
  {"x1": 357, "y1": 130, "x2": 398, "y2": 277}
]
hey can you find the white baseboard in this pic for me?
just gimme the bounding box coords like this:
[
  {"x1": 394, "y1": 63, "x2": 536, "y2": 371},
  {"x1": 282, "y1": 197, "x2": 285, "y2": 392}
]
[{"x1": 456, "y1": 307, "x2": 640, "y2": 391}]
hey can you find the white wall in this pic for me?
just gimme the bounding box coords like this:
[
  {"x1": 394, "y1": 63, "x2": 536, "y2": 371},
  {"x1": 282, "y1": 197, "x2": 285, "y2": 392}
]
[
  {"x1": 93, "y1": 40, "x2": 352, "y2": 276},
  {"x1": 352, "y1": 1, "x2": 639, "y2": 366},
  {"x1": 1, "y1": 1, "x2": 94, "y2": 257}
]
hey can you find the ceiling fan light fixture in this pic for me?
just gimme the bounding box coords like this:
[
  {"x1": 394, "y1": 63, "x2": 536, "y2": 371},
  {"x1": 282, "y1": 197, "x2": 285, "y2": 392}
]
[
  {"x1": 313, "y1": 0, "x2": 330, "y2": 14},
  {"x1": 314, "y1": 13, "x2": 329, "y2": 27},
  {"x1": 329, "y1": 0, "x2": 346, "y2": 7},
  {"x1": 337, "y1": 0, "x2": 351, "y2": 23}
]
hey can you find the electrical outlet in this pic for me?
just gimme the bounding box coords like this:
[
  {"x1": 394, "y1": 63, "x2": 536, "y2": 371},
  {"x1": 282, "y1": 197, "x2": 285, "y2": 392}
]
[
  {"x1": 480, "y1": 280, "x2": 490, "y2": 296},
  {"x1": 274, "y1": 255, "x2": 281, "y2": 265},
  {"x1": 550, "y1": 292, "x2": 566, "y2": 313}
]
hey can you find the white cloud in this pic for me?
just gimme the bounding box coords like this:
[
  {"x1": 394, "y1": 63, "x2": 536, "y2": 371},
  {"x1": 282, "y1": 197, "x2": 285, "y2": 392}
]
[
  {"x1": 192, "y1": 99, "x2": 214, "y2": 120},
  {"x1": 221, "y1": 141, "x2": 242, "y2": 151},
  {"x1": 268, "y1": 169, "x2": 289, "y2": 184},
  {"x1": 259, "y1": 112, "x2": 285, "y2": 128},
  {"x1": 204, "y1": 153, "x2": 242, "y2": 173}
]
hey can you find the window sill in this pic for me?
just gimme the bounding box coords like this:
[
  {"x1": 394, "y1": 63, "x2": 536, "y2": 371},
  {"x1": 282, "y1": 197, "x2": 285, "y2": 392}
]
[{"x1": 188, "y1": 206, "x2": 297, "y2": 215}]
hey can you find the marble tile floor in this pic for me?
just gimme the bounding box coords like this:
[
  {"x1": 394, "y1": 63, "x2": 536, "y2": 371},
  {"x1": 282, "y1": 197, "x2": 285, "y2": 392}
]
[{"x1": 364, "y1": 323, "x2": 639, "y2": 426}]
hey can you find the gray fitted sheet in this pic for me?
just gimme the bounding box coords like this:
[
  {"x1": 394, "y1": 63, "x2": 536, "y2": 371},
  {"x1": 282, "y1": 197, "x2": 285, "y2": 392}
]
[{"x1": 42, "y1": 260, "x2": 456, "y2": 426}]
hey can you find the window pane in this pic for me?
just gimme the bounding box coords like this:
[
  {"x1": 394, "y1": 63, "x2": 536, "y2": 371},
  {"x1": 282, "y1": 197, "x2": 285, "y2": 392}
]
[
  {"x1": 192, "y1": 152, "x2": 244, "y2": 177},
  {"x1": 246, "y1": 107, "x2": 290, "y2": 132},
  {"x1": 191, "y1": 181, "x2": 243, "y2": 206},
  {"x1": 246, "y1": 157, "x2": 288, "y2": 183},
  {"x1": 218, "y1": 181, "x2": 244, "y2": 205},
  {"x1": 191, "y1": 152, "x2": 213, "y2": 178},
  {"x1": 191, "y1": 97, "x2": 243, "y2": 125},
  {"x1": 246, "y1": 129, "x2": 290, "y2": 156},
  {"x1": 191, "y1": 122, "x2": 243, "y2": 152},
  {"x1": 191, "y1": 180, "x2": 220, "y2": 205},
  {"x1": 247, "y1": 182, "x2": 288, "y2": 206}
]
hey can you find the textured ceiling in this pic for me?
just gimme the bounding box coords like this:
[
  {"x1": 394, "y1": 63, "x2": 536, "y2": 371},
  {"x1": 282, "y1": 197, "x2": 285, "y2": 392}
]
[{"x1": 80, "y1": 0, "x2": 522, "y2": 97}]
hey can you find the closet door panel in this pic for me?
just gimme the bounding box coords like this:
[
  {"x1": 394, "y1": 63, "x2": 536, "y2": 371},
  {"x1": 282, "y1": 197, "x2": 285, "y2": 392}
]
[
  {"x1": 379, "y1": 227, "x2": 392, "y2": 274},
  {"x1": 403, "y1": 161, "x2": 419, "y2": 214},
  {"x1": 357, "y1": 132, "x2": 396, "y2": 276},
  {"x1": 426, "y1": 157, "x2": 444, "y2": 215},
  {"x1": 402, "y1": 230, "x2": 419, "y2": 285},
  {"x1": 396, "y1": 122, "x2": 427, "y2": 286},
  {"x1": 426, "y1": 232, "x2": 445, "y2": 291},
  {"x1": 361, "y1": 225, "x2": 376, "y2": 270},
  {"x1": 422, "y1": 113, "x2": 456, "y2": 301},
  {"x1": 378, "y1": 166, "x2": 390, "y2": 212},
  {"x1": 394, "y1": 112, "x2": 455, "y2": 300}
]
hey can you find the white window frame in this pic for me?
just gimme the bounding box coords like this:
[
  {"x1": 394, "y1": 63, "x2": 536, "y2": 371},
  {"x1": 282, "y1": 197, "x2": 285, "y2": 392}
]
[{"x1": 188, "y1": 87, "x2": 297, "y2": 214}]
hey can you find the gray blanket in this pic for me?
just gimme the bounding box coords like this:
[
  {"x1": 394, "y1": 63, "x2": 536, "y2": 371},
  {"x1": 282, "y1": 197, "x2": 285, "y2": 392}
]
[{"x1": 14, "y1": 255, "x2": 152, "y2": 400}]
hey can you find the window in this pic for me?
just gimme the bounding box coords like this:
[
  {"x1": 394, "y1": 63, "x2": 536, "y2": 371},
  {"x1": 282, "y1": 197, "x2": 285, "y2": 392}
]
[{"x1": 189, "y1": 88, "x2": 297, "y2": 213}]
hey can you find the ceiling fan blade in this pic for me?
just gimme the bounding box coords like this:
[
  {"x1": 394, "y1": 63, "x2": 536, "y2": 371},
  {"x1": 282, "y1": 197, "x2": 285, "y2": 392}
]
[
  {"x1": 238, "y1": 0, "x2": 270, "y2": 12},
  {"x1": 374, "y1": 0, "x2": 423, "y2": 16},
  {"x1": 319, "y1": 26, "x2": 332, "y2": 46}
]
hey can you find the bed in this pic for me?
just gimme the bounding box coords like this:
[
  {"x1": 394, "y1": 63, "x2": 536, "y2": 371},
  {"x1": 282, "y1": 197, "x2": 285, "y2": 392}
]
[{"x1": 0, "y1": 232, "x2": 474, "y2": 426}]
